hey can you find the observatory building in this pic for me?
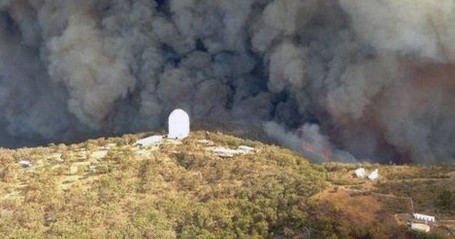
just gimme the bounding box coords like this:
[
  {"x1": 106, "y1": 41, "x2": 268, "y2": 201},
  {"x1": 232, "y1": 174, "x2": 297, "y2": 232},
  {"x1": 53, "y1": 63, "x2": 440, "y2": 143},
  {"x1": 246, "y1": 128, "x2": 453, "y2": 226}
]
[
  {"x1": 368, "y1": 169, "x2": 379, "y2": 181},
  {"x1": 355, "y1": 167, "x2": 366, "y2": 178},
  {"x1": 168, "y1": 109, "x2": 190, "y2": 140},
  {"x1": 413, "y1": 213, "x2": 435, "y2": 222}
]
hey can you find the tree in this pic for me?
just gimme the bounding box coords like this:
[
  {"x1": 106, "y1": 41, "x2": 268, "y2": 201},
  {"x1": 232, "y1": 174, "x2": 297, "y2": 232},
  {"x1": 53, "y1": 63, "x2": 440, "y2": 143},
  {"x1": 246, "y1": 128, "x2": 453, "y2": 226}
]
[{"x1": 435, "y1": 190, "x2": 454, "y2": 210}]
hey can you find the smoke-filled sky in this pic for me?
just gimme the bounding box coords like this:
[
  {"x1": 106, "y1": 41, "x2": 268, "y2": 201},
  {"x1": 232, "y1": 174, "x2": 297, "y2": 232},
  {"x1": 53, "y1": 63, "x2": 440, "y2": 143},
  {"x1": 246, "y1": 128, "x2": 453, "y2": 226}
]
[{"x1": 0, "y1": 0, "x2": 454, "y2": 164}]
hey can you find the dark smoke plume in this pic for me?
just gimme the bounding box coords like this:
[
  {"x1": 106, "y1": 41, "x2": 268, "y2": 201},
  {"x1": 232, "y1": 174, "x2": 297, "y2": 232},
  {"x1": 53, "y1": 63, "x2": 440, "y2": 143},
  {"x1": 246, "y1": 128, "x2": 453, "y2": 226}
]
[{"x1": 0, "y1": 0, "x2": 454, "y2": 163}]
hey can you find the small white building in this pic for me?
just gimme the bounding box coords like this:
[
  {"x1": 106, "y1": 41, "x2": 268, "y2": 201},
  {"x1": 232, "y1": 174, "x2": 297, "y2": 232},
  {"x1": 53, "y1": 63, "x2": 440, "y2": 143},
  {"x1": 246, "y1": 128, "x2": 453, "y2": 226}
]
[
  {"x1": 136, "y1": 135, "x2": 163, "y2": 146},
  {"x1": 19, "y1": 159, "x2": 32, "y2": 168},
  {"x1": 168, "y1": 109, "x2": 190, "y2": 140},
  {"x1": 368, "y1": 169, "x2": 379, "y2": 181},
  {"x1": 211, "y1": 147, "x2": 240, "y2": 157},
  {"x1": 238, "y1": 145, "x2": 255, "y2": 153},
  {"x1": 413, "y1": 213, "x2": 435, "y2": 222},
  {"x1": 355, "y1": 168, "x2": 366, "y2": 178},
  {"x1": 410, "y1": 223, "x2": 430, "y2": 232},
  {"x1": 210, "y1": 145, "x2": 256, "y2": 158}
]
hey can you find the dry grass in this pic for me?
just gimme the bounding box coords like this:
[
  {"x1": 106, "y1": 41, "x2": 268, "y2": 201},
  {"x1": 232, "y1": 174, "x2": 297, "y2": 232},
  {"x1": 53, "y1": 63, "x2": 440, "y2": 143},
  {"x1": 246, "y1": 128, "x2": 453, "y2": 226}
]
[
  {"x1": 312, "y1": 188, "x2": 382, "y2": 225},
  {"x1": 0, "y1": 131, "x2": 453, "y2": 238},
  {"x1": 0, "y1": 131, "x2": 326, "y2": 238}
]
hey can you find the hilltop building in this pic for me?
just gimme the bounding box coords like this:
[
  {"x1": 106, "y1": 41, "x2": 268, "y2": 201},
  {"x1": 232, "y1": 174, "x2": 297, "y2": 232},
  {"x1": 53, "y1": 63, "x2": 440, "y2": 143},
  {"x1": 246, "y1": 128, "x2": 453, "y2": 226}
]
[
  {"x1": 136, "y1": 135, "x2": 163, "y2": 146},
  {"x1": 168, "y1": 109, "x2": 190, "y2": 140},
  {"x1": 410, "y1": 223, "x2": 430, "y2": 232},
  {"x1": 413, "y1": 213, "x2": 435, "y2": 222},
  {"x1": 368, "y1": 169, "x2": 379, "y2": 181},
  {"x1": 355, "y1": 168, "x2": 366, "y2": 178}
]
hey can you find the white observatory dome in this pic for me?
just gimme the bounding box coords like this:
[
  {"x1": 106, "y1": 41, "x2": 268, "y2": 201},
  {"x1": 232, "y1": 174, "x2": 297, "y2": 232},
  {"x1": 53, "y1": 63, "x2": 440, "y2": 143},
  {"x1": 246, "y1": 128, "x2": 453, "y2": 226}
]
[{"x1": 168, "y1": 109, "x2": 190, "y2": 139}]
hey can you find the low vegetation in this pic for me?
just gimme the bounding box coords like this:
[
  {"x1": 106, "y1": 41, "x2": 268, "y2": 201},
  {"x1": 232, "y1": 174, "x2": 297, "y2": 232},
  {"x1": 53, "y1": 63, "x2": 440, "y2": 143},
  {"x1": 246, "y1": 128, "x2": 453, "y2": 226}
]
[
  {"x1": 0, "y1": 131, "x2": 453, "y2": 238},
  {"x1": 0, "y1": 131, "x2": 327, "y2": 238}
]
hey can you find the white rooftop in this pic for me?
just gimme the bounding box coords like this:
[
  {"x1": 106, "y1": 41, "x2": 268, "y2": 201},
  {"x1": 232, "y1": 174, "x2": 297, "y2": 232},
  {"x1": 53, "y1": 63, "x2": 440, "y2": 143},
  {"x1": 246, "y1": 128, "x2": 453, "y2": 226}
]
[
  {"x1": 19, "y1": 159, "x2": 32, "y2": 168},
  {"x1": 210, "y1": 145, "x2": 256, "y2": 157},
  {"x1": 410, "y1": 223, "x2": 430, "y2": 232},
  {"x1": 368, "y1": 169, "x2": 379, "y2": 181},
  {"x1": 136, "y1": 135, "x2": 163, "y2": 146},
  {"x1": 355, "y1": 167, "x2": 366, "y2": 178},
  {"x1": 413, "y1": 213, "x2": 435, "y2": 222}
]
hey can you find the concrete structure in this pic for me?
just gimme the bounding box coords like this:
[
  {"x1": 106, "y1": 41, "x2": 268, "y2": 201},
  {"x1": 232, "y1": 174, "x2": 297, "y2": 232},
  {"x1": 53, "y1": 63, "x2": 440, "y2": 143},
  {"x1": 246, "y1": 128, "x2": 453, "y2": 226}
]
[
  {"x1": 238, "y1": 145, "x2": 255, "y2": 153},
  {"x1": 368, "y1": 169, "x2": 379, "y2": 181},
  {"x1": 19, "y1": 159, "x2": 32, "y2": 168},
  {"x1": 210, "y1": 145, "x2": 256, "y2": 157},
  {"x1": 168, "y1": 109, "x2": 190, "y2": 140},
  {"x1": 410, "y1": 223, "x2": 430, "y2": 232},
  {"x1": 355, "y1": 167, "x2": 366, "y2": 178},
  {"x1": 413, "y1": 213, "x2": 435, "y2": 222},
  {"x1": 136, "y1": 135, "x2": 163, "y2": 146}
]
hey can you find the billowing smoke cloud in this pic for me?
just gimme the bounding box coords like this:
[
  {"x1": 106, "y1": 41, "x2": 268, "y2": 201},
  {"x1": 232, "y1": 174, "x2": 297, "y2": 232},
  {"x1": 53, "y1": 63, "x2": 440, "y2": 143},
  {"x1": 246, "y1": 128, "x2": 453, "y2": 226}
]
[
  {"x1": 264, "y1": 122, "x2": 356, "y2": 163},
  {"x1": 340, "y1": 0, "x2": 455, "y2": 62},
  {"x1": 0, "y1": 0, "x2": 454, "y2": 164}
]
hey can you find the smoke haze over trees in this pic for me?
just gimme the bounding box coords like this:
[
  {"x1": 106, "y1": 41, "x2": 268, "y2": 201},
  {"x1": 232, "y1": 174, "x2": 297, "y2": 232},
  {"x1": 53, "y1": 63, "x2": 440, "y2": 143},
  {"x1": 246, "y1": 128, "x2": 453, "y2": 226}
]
[{"x1": 0, "y1": 0, "x2": 454, "y2": 163}]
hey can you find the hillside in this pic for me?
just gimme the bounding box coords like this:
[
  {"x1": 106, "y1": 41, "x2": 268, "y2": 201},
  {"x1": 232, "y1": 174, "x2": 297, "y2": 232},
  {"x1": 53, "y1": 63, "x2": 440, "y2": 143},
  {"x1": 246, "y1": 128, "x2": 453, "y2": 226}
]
[{"x1": 0, "y1": 131, "x2": 453, "y2": 238}]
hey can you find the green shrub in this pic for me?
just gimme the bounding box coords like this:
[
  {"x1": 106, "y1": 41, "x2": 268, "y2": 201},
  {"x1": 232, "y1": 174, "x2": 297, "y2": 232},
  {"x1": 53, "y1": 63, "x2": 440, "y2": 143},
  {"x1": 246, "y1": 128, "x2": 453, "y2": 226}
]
[{"x1": 435, "y1": 190, "x2": 454, "y2": 210}]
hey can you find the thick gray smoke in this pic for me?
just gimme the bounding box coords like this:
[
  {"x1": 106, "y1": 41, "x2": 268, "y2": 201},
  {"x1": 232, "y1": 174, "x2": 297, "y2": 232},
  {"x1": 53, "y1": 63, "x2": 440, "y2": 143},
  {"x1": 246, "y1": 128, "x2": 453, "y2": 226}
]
[{"x1": 0, "y1": 0, "x2": 454, "y2": 163}]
